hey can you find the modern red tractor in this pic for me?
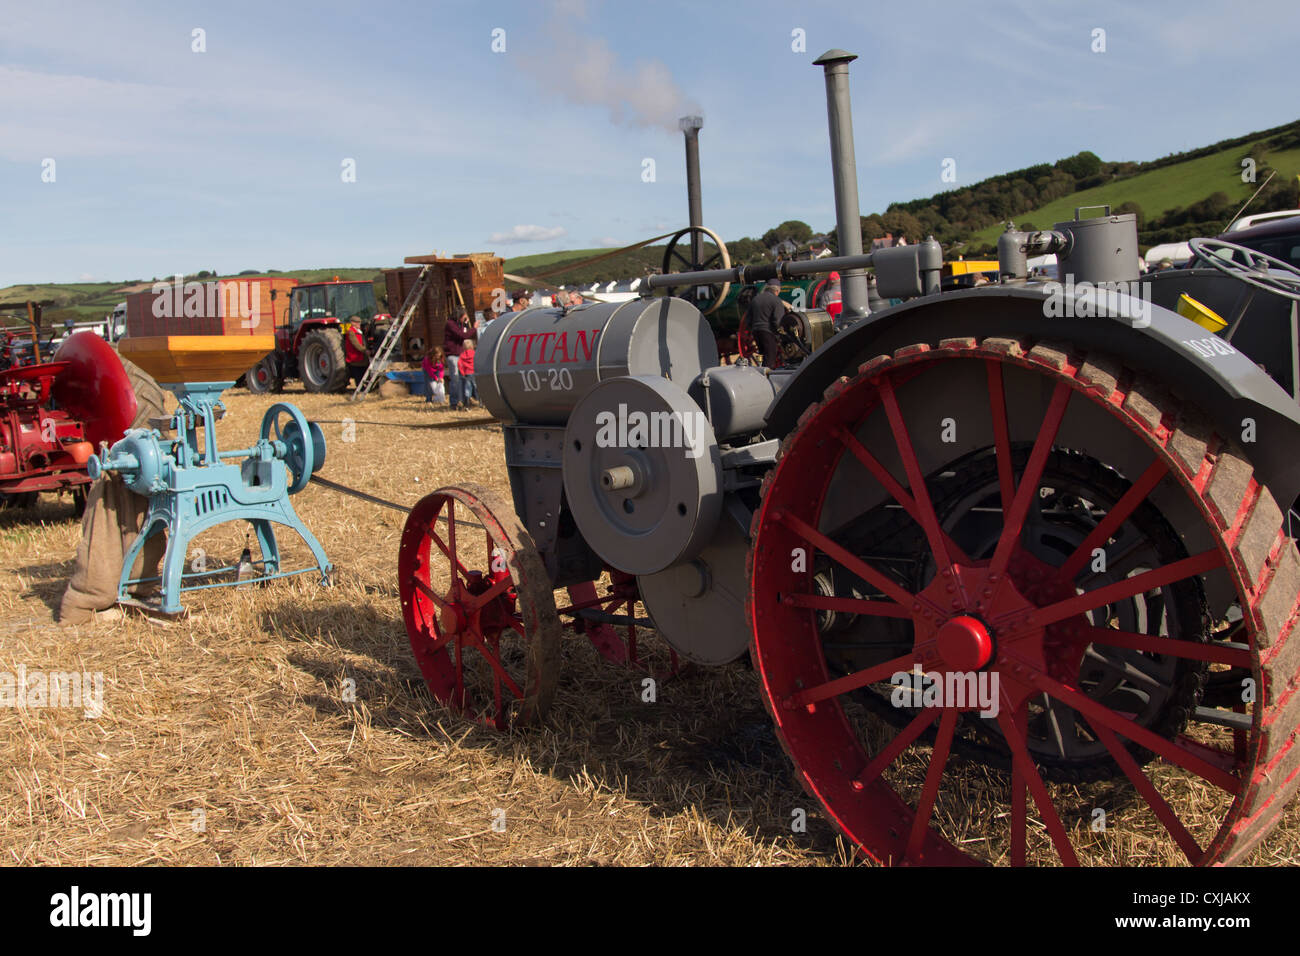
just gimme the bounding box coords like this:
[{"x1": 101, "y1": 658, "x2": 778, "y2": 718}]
[
  {"x1": 0, "y1": 332, "x2": 137, "y2": 511},
  {"x1": 244, "y1": 278, "x2": 388, "y2": 394}
]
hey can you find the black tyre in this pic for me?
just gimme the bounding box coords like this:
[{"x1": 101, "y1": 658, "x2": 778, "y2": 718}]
[
  {"x1": 114, "y1": 349, "x2": 166, "y2": 428},
  {"x1": 299, "y1": 328, "x2": 348, "y2": 393},
  {"x1": 245, "y1": 354, "x2": 282, "y2": 394}
]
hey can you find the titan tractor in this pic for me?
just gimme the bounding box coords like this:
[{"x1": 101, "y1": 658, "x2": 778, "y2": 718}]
[
  {"x1": 395, "y1": 50, "x2": 1300, "y2": 865},
  {"x1": 245, "y1": 278, "x2": 386, "y2": 394}
]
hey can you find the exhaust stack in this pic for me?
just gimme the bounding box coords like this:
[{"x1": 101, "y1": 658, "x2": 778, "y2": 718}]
[
  {"x1": 813, "y1": 49, "x2": 869, "y2": 320},
  {"x1": 679, "y1": 115, "x2": 705, "y2": 268}
]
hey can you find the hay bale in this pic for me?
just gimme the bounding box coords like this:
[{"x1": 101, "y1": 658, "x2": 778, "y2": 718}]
[{"x1": 378, "y1": 380, "x2": 410, "y2": 399}]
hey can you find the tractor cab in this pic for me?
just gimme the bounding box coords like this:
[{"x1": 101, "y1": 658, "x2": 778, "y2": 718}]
[{"x1": 284, "y1": 280, "x2": 379, "y2": 347}]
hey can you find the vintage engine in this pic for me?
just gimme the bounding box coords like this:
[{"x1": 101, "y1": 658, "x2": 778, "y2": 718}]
[{"x1": 477, "y1": 297, "x2": 799, "y2": 664}]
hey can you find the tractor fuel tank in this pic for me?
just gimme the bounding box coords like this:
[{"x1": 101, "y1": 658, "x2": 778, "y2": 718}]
[{"x1": 476, "y1": 299, "x2": 719, "y2": 425}]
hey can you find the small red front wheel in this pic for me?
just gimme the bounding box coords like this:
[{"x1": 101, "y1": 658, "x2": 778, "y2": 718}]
[{"x1": 399, "y1": 484, "x2": 561, "y2": 730}]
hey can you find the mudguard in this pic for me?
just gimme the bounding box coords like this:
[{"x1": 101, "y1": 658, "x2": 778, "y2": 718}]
[{"x1": 764, "y1": 284, "x2": 1300, "y2": 508}]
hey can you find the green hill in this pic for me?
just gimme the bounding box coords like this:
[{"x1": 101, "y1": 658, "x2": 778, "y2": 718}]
[{"x1": 969, "y1": 144, "x2": 1300, "y2": 248}]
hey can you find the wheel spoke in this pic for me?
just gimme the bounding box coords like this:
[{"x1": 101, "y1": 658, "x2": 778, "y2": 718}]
[
  {"x1": 996, "y1": 704, "x2": 1079, "y2": 865},
  {"x1": 878, "y1": 375, "x2": 953, "y2": 571},
  {"x1": 853, "y1": 708, "x2": 939, "y2": 791},
  {"x1": 775, "y1": 509, "x2": 919, "y2": 610},
  {"x1": 907, "y1": 707, "x2": 958, "y2": 861},
  {"x1": 831, "y1": 425, "x2": 971, "y2": 564},
  {"x1": 475, "y1": 640, "x2": 526, "y2": 701},
  {"x1": 465, "y1": 574, "x2": 513, "y2": 611},
  {"x1": 989, "y1": 380, "x2": 1073, "y2": 578},
  {"x1": 788, "y1": 651, "x2": 920, "y2": 709},
  {"x1": 1010, "y1": 704, "x2": 1028, "y2": 866},
  {"x1": 985, "y1": 360, "x2": 1016, "y2": 513},
  {"x1": 1059, "y1": 459, "x2": 1169, "y2": 580},
  {"x1": 428, "y1": 530, "x2": 473, "y2": 583},
  {"x1": 409, "y1": 574, "x2": 452, "y2": 615},
  {"x1": 1043, "y1": 693, "x2": 1079, "y2": 759},
  {"x1": 1081, "y1": 625, "x2": 1252, "y2": 668},
  {"x1": 1021, "y1": 549, "x2": 1223, "y2": 629},
  {"x1": 1091, "y1": 721, "x2": 1204, "y2": 863},
  {"x1": 1029, "y1": 668, "x2": 1241, "y2": 792},
  {"x1": 781, "y1": 592, "x2": 911, "y2": 618}
]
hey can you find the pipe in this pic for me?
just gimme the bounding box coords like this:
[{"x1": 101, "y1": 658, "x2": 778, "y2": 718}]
[
  {"x1": 813, "y1": 50, "x2": 869, "y2": 320},
  {"x1": 680, "y1": 116, "x2": 704, "y2": 268},
  {"x1": 644, "y1": 252, "x2": 877, "y2": 291}
]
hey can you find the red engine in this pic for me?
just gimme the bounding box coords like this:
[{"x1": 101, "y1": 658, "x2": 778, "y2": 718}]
[{"x1": 0, "y1": 332, "x2": 137, "y2": 500}]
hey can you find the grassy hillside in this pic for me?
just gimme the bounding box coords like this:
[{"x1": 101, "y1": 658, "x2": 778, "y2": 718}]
[{"x1": 970, "y1": 144, "x2": 1300, "y2": 245}]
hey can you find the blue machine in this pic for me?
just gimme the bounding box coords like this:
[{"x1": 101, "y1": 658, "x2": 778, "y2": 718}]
[{"x1": 87, "y1": 380, "x2": 332, "y2": 614}]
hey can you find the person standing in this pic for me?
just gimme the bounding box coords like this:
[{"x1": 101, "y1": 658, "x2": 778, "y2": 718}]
[
  {"x1": 343, "y1": 318, "x2": 370, "y2": 386},
  {"x1": 443, "y1": 308, "x2": 472, "y2": 410},
  {"x1": 820, "y1": 271, "x2": 843, "y2": 323},
  {"x1": 460, "y1": 343, "x2": 477, "y2": 406},
  {"x1": 746, "y1": 278, "x2": 787, "y2": 368}
]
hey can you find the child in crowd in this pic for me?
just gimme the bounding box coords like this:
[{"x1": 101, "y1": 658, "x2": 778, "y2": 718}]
[
  {"x1": 459, "y1": 343, "x2": 477, "y2": 407},
  {"x1": 422, "y1": 345, "x2": 445, "y2": 404}
]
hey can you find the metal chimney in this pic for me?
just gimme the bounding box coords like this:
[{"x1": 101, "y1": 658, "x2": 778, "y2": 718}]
[
  {"x1": 813, "y1": 50, "x2": 868, "y2": 320},
  {"x1": 679, "y1": 115, "x2": 704, "y2": 268}
]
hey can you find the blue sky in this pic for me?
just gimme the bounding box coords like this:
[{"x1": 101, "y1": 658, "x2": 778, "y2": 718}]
[{"x1": 2, "y1": 0, "x2": 1297, "y2": 285}]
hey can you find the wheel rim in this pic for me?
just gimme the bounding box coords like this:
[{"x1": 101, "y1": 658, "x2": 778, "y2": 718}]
[
  {"x1": 399, "y1": 485, "x2": 561, "y2": 730},
  {"x1": 748, "y1": 338, "x2": 1300, "y2": 865},
  {"x1": 301, "y1": 343, "x2": 325, "y2": 388}
]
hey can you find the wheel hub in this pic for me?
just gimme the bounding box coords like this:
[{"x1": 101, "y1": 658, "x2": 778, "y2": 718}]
[{"x1": 934, "y1": 614, "x2": 993, "y2": 671}]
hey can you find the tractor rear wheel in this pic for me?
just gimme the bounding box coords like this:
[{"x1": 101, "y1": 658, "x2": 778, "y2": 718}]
[
  {"x1": 399, "y1": 484, "x2": 561, "y2": 730},
  {"x1": 245, "y1": 355, "x2": 282, "y2": 394},
  {"x1": 299, "y1": 329, "x2": 347, "y2": 393},
  {"x1": 748, "y1": 337, "x2": 1300, "y2": 865}
]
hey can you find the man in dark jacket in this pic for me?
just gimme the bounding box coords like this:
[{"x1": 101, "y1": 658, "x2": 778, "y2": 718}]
[
  {"x1": 746, "y1": 278, "x2": 787, "y2": 368},
  {"x1": 443, "y1": 309, "x2": 472, "y2": 410}
]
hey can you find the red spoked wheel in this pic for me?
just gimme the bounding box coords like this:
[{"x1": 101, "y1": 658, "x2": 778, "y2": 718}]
[
  {"x1": 399, "y1": 484, "x2": 561, "y2": 730},
  {"x1": 562, "y1": 573, "x2": 685, "y2": 678},
  {"x1": 749, "y1": 337, "x2": 1300, "y2": 865}
]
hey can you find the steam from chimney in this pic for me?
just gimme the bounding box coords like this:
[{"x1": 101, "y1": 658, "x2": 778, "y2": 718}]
[{"x1": 517, "y1": 1, "x2": 701, "y2": 132}]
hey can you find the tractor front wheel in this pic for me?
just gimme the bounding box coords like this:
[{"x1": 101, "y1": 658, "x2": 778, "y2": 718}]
[
  {"x1": 749, "y1": 337, "x2": 1300, "y2": 865},
  {"x1": 299, "y1": 329, "x2": 347, "y2": 393},
  {"x1": 399, "y1": 484, "x2": 562, "y2": 730}
]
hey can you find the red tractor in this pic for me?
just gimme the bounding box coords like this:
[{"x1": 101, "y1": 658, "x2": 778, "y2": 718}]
[
  {"x1": 0, "y1": 332, "x2": 137, "y2": 511},
  {"x1": 244, "y1": 278, "x2": 388, "y2": 394}
]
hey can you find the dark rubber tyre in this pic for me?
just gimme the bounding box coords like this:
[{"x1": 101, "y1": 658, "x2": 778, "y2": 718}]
[
  {"x1": 245, "y1": 355, "x2": 282, "y2": 394},
  {"x1": 299, "y1": 328, "x2": 348, "y2": 393}
]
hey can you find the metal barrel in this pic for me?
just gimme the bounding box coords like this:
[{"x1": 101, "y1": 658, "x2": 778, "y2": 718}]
[{"x1": 475, "y1": 299, "x2": 719, "y2": 425}]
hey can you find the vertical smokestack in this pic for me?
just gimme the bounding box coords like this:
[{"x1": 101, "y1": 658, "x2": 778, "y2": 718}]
[
  {"x1": 680, "y1": 115, "x2": 704, "y2": 268},
  {"x1": 813, "y1": 50, "x2": 868, "y2": 320}
]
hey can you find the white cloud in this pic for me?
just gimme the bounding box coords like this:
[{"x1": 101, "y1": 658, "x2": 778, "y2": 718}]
[
  {"x1": 592, "y1": 236, "x2": 623, "y2": 247},
  {"x1": 488, "y1": 224, "x2": 568, "y2": 244}
]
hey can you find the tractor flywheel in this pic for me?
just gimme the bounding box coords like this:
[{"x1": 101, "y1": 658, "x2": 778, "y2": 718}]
[
  {"x1": 748, "y1": 337, "x2": 1300, "y2": 865},
  {"x1": 399, "y1": 484, "x2": 561, "y2": 730}
]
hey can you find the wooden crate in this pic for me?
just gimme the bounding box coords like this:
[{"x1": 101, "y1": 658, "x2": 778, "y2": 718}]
[{"x1": 385, "y1": 254, "x2": 504, "y2": 361}]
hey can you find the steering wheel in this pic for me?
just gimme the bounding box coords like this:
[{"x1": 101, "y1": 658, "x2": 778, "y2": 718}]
[{"x1": 1188, "y1": 237, "x2": 1300, "y2": 303}]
